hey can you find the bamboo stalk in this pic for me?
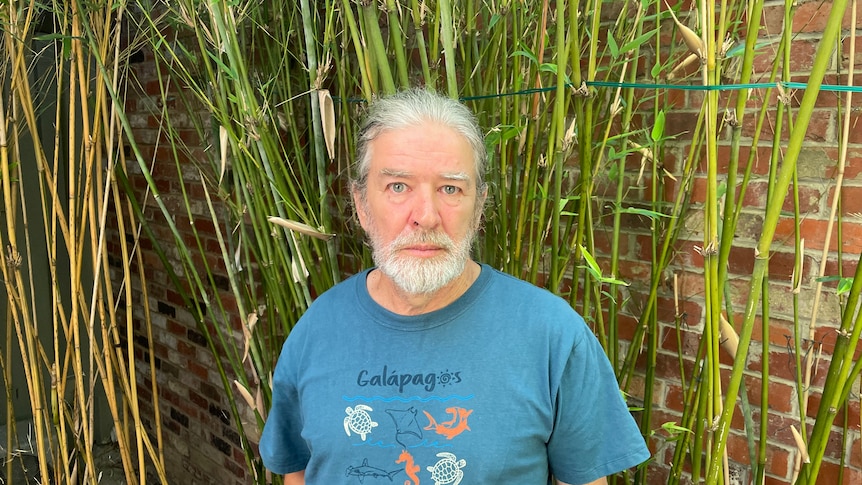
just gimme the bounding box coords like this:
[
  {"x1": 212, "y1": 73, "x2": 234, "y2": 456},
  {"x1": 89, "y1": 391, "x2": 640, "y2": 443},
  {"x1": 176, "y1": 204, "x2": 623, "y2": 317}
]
[{"x1": 705, "y1": 0, "x2": 852, "y2": 480}]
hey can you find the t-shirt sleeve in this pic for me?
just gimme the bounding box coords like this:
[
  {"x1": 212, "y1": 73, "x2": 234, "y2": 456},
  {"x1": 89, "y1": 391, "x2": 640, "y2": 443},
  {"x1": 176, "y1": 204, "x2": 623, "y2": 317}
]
[
  {"x1": 547, "y1": 325, "x2": 651, "y2": 484},
  {"x1": 258, "y1": 340, "x2": 310, "y2": 475}
]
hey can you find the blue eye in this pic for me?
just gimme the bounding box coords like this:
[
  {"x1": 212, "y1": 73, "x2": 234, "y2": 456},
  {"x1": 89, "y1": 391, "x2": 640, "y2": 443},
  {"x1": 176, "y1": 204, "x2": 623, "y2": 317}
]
[
  {"x1": 390, "y1": 183, "x2": 407, "y2": 193},
  {"x1": 442, "y1": 185, "x2": 459, "y2": 195}
]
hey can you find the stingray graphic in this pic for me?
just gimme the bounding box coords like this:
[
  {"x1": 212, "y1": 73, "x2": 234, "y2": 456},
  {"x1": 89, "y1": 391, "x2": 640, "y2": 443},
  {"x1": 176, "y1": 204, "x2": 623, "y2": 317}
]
[{"x1": 386, "y1": 407, "x2": 424, "y2": 448}]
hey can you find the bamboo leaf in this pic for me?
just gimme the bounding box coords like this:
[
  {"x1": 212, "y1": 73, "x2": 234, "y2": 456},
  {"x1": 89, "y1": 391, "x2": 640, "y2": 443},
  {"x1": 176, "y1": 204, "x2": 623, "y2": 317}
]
[
  {"x1": 664, "y1": 2, "x2": 704, "y2": 58},
  {"x1": 726, "y1": 39, "x2": 776, "y2": 58},
  {"x1": 619, "y1": 31, "x2": 657, "y2": 56},
  {"x1": 486, "y1": 124, "x2": 522, "y2": 147},
  {"x1": 234, "y1": 380, "x2": 256, "y2": 410},
  {"x1": 510, "y1": 48, "x2": 539, "y2": 65},
  {"x1": 268, "y1": 216, "x2": 335, "y2": 241},
  {"x1": 205, "y1": 49, "x2": 238, "y2": 79},
  {"x1": 651, "y1": 110, "x2": 666, "y2": 142},
  {"x1": 818, "y1": 276, "x2": 855, "y2": 295},
  {"x1": 219, "y1": 126, "x2": 229, "y2": 185},
  {"x1": 607, "y1": 31, "x2": 620, "y2": 58},
  {"x1": 837, "y1": 278, "x2": 854, "y2": 295},
  {"x1": 608, "y1": 160, "x2": 620, "y2": 183},
  {"x1": 318, "y1": 89, "x2": 337, "y2": 160},
  {"x1": 661, "y1": 422, "x2": 693, "y2": 435},
  {"x1": 619, "y1": 207, "x2": 673, "y2": 219},
  {"x1": 580, "y1": 245, "x2": 602, "y2": 274},
  {"x1": 539, "y1": 63, "x2": 573, "y2": 84}
]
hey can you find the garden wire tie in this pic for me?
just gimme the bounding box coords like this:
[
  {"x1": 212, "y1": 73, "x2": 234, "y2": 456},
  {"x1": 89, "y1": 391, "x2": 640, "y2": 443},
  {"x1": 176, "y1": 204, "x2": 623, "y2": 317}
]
[
  {"x1": 334, "y1": 81, "x2": 860, "y2": 104},
  {"x1": 457, "y1": 81, "x2": 862, "y2": 101}
]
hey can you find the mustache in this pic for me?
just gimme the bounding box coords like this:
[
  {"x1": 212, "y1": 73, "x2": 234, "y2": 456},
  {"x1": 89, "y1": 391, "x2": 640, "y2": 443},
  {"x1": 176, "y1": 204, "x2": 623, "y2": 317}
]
[{"x1": 388, "y1": 230, "x2": 455, "y2": 251}]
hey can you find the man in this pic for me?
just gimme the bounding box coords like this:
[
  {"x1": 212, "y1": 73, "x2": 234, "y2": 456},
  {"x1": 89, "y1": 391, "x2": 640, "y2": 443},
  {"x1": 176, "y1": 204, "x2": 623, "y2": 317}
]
[{"x1": 259, "y1": 89, "x2": 650, "y2": 485}]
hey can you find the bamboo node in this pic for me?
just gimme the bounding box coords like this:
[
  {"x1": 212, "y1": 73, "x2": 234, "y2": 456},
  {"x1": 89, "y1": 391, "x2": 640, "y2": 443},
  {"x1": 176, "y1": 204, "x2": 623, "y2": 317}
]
[
  {"x1": 6, "y1": 244, "x2": 21, "y2": 268},
  {"x1": 776, "y1": 83, "x2": 793, "y2": 105},
  {"x1": 723, "y1": 109, "x2": 739, "y2": 128},
  {"x1": 571, "y1": 81, "x2": 592, "y2": 98}
]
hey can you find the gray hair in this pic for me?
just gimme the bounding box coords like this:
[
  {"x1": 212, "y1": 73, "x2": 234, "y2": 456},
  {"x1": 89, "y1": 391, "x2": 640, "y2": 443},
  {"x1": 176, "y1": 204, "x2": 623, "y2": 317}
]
[{"x1": 350, "y1": 89, "x2": 487, "y2": 197}]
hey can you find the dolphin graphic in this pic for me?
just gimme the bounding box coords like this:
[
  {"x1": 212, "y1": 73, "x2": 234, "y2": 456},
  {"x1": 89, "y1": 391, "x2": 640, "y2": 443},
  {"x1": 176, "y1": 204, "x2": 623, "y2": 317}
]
[{"x1": 346, "y1": 458, "x2": 402, "y2": 483}]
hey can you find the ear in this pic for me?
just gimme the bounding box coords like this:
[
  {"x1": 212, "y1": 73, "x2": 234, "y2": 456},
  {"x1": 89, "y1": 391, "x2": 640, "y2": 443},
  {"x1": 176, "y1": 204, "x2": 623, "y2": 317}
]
[
  {"x1": 478, "y1": 186, "x2": 488, "y2": 207},
  {"x1": 352, "y1": 186, "x2": 370, "y2": 231},
  {"x1": 472, "y1": 186, "x2": 489, "y2": 227}
]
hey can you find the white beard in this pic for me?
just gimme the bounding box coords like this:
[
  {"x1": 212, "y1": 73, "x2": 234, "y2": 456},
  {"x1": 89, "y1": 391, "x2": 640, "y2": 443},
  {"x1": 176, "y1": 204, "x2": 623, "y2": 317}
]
[{"x1": 368, "y1": 226, "x2": 476, "y2": 296}]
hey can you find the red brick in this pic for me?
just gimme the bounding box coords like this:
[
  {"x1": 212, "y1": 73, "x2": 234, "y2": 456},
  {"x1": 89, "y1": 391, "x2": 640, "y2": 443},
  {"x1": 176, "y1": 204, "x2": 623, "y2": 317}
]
[
  {"x1": 657, "y1": 296, "x2": 703, "y2": 326},
  {"x1": 618, "y1": 258, "x2": 652, "y2": 281},
  {"x1": 710, "y1": 144, "x2": 775, "y2": 176},
  {"x1": 775, "y1": 217, "x2": 862, "y2": 253},
  {"x1": 724, "y1": 431, "x2": 749, "y2": 466},
  {"x1": 660, "y1": 326, "x2": 702, "y2": 356},
  {"x1": 816, "y1": 458, "x2": 862, "y2": 484},
  {"x1": 806, "y1": 391, "x2": 861, "y2": 430},
  {"x1": 851, "y1": 436, "x2": 862, "y2": 469},
  {"x1": 617, "y1": 313, "x2": 640, "y2": 342},
  {"x1": 792, "y1": 0, "x2": 862, "y2": 33},
  {"x1": 849, "y1": 112, "x2": 862, "y2": 144},
  {"x1": 765, "y1": 444, "x2": 792, "y2": 479},
  {"x1": 743, "y1": 373, "x2": 796, "y2": 414},
  {"x1": 769, "y1": 250, "x2": 816, "y2": 281}
]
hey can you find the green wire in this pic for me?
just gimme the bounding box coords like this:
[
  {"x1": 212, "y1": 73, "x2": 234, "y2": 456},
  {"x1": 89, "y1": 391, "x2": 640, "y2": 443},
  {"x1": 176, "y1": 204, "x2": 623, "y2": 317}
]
[{"x1": 334, "y1": 80, "x2": 862, "y2": 103}]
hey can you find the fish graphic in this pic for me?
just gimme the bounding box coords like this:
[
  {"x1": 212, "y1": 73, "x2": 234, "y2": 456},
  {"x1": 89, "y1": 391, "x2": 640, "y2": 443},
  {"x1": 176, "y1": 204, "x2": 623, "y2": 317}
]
[
  {"x1": 346, "y1": 458, "x2": 402, "y2": 483},
  {"x1": 423, "y1": 407, "x2": 472, "y2": 440}
]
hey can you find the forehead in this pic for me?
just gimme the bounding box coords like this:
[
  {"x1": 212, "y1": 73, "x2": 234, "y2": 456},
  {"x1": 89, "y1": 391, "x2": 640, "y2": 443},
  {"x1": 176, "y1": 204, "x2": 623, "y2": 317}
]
[{"x1": 368, "y1": 122, "x2": 475, "y2": 174}]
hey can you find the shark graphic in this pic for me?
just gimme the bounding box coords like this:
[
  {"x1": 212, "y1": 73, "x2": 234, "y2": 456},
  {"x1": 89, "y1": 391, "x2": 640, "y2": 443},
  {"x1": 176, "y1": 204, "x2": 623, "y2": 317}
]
[
  {"x1": 423, "y1": 407, "x2": 472, "y2": 440},
  {"x1": 346, "y1": 458, "x2": 403, "y2": 483}
]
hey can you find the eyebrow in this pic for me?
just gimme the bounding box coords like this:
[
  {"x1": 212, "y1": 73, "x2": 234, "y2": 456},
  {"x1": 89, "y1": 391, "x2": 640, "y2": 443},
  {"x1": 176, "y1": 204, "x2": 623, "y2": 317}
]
[{"x1": 379, "y1": 169, "x2": 471, "y2": 182}]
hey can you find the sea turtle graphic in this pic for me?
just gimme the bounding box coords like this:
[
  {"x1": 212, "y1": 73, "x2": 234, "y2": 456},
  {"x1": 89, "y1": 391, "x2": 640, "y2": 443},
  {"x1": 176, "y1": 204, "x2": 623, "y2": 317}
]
[
  {"x1": 344, "y1": 405, "x2": 378, "y2": 441},
  {"x1": 427, "y1": 452, "x2": 466, "y2": 485}
]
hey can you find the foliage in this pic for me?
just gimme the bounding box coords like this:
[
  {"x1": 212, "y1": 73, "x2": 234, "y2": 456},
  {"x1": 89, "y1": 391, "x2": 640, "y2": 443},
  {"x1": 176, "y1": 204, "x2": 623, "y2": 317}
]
[
  {"x1": 2, "y1": 0, "x2": 859, "y2": 484},
  {"x1": 1, "y1": 0, "x2": 168, "y2": 483}
]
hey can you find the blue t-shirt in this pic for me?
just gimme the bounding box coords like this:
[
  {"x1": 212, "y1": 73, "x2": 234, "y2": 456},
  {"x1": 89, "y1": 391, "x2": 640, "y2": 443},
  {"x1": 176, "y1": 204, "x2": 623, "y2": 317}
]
[{"x1": 260, "y1": 265, "x2": 650, "y2": 484}]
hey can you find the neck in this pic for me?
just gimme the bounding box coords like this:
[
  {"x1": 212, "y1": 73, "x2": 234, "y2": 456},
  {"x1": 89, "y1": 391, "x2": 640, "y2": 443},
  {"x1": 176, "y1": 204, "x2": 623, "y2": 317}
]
[{"x1": 367, "y1": 261, "x2": 481, "y2": 316}]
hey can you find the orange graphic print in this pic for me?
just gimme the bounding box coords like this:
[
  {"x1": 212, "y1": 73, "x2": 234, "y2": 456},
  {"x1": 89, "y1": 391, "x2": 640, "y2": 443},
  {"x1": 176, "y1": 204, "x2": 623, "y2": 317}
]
[
  {"x1": 422, "y1": 407, "x2": 472, "y2": 440},
  {"x1": 396, "y1": 449, "x2": 420, "y2": 485}
]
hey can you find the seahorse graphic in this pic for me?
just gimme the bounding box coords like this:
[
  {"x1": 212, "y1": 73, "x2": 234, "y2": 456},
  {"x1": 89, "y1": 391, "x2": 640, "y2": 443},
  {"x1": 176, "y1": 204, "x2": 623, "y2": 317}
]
[
  {"x1": 423, "y1": 407, "x2": 472, "y2": 440},
  {"x1": 396, "y1": 449, "x2": 420, "y2": 485}
]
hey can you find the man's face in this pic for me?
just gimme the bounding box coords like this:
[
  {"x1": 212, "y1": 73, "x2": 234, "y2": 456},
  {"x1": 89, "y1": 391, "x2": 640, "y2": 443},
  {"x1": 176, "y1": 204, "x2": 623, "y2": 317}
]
[{"x1": 354, "y1": 122, "x2": 484, "y2": 295}]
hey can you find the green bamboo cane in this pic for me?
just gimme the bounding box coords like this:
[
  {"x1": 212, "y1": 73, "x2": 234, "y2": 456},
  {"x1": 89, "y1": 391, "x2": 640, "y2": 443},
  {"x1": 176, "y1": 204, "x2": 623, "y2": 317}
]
[
  {"x1": 360, "y1": 1, "x2": 396, "y2": 94},
  {"x1": 705, "y1": 0, "x2": 850, "y2": 480},
  {"x1": 799, "y1": 250, "x2": 862, "y2": 482},
  {"x1": 718, "y1": 0, "x2": 766, "y2": 285},
  {"x1": 410, "y1": 0, "x2": 433, "y2": 86},
  {"x1": 384, "y1": 0, "x2": 410, "y2": 88},
  {"x1": 547, "y1": 0, "x2": 570, "y2": 292},
  {"x1": 297, "y1": 0, "x2": 340, "y2": 286},
  {"x1": 754, "y1": 276, "x2": 771, "y2": 483},
  {"x1": 340, "y1": 0, "x2": 374, "y2": 100},
  {"x1": 437, "y1": 0, "x2": 458, "y2": 98}
]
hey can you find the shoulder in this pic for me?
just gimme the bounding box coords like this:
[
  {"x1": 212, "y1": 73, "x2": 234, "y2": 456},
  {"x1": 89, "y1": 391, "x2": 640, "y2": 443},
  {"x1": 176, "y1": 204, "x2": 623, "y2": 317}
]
[
  {"x1": 478, "y1": 265, "x2": 589, "y2": 337},
  {"x1": 483, "y1": 266, "x2": 583, "y2": 314},
  {"x1": 285, "y1": 270, "x2": 368, "y2": 340}
]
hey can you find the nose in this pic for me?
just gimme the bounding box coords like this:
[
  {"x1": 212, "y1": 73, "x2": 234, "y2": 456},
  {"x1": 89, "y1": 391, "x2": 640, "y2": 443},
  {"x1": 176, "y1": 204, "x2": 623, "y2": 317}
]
[{"x1": 410, "y1": 187, "x2": 442, "y2": 229}]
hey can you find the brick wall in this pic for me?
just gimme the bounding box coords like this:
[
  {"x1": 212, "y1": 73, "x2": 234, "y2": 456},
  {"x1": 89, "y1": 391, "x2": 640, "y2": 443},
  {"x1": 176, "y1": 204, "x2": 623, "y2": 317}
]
[
  {"x1": 114, "y1": 2, "x2": 861, "y2": 484},
  {"x1": 597, "y1": 2, "x2": 862, "y2": 483},
  {"x1": 114, "y1": 52, "x2": 251, "y2": 484}
]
